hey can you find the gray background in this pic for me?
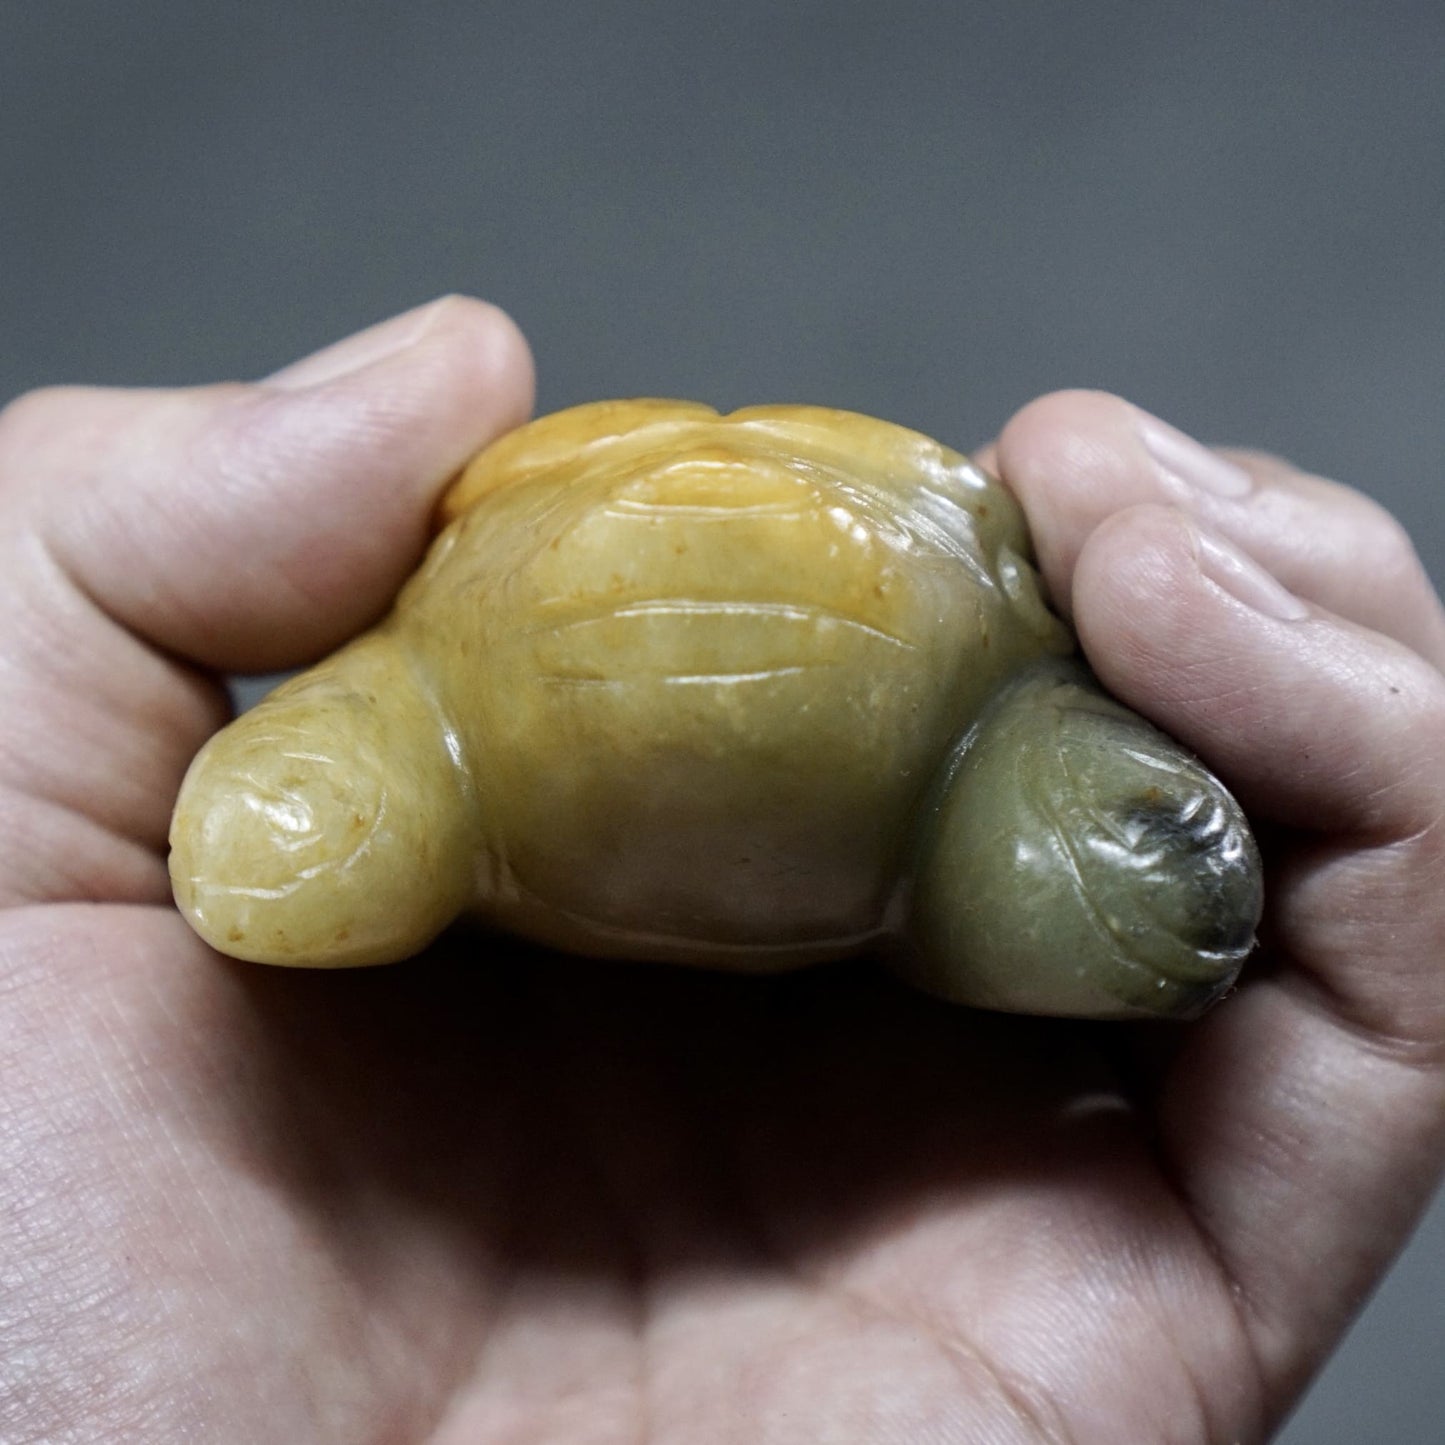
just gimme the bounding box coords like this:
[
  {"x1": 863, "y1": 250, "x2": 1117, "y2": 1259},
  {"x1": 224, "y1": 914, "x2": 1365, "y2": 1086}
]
[{"x1": 2, "y1": 2, "x2": 1441, "y2": 1439}]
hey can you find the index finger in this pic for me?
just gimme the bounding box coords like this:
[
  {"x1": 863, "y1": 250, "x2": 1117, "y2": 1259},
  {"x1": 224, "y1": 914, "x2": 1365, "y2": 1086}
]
[{"x1": 982, "y1": 390, "x2": 1445, "y2": 672}]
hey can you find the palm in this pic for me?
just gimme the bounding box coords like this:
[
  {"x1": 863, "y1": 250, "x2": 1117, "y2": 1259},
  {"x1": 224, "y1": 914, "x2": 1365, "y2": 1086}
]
[{"x1": 8, "y1": 902, "x2": 1254, "y2": 1442}]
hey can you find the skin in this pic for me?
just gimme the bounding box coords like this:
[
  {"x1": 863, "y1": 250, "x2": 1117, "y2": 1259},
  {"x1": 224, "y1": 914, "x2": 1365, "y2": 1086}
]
[{"x1": 2, "y1": 295, "x2": 1444, "y2": 1443}]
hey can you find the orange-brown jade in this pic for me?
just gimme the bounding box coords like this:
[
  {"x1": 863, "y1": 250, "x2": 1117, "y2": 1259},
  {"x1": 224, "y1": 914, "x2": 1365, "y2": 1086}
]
[{"x1": 169, "y1": 401, "x2": 1262, "y2": 1019}]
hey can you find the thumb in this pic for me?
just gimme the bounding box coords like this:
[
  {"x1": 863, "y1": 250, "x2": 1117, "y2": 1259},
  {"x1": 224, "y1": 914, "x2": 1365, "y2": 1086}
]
[
  {"x1": 0, "y1": 297, "x2": 531, "y2": 906},
  {"x1": 1, "y1": 294, "x2": 534, "y2": 672}
]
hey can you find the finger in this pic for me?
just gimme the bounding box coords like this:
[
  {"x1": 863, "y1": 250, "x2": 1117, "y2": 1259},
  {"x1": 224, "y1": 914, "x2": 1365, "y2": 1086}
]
[
  {"x1": 0, "y1": 297, "x2": 532, "y2": 906},
  {"x1": 992, "y1": 390, "x2": 1445, "y2": 670},
  {"x1": 1073, "y1": 503, "x2": 1445, "y2": 1402},
  {"x1": 1074, "y1": 503, "x2": 1445, "y2": 840},
  {"x1": 0, "y1": 294, "x2": 534, "y2": 673},
  {"x1": 970, "y1": 441, "x2": 999, "y2": 476}
]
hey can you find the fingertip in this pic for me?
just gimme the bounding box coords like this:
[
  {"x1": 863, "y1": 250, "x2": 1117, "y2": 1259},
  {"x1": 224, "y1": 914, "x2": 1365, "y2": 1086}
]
[
  {"x1": 265, "y1": 293, "x2": 536, "y2": 428},
  {"x1": 37, "y1": 297, "x2": 537, "y2": 674},
  {"x1": 1072, "y1": 505, "x2": 1445, "y2": 839},
  {"x1": 424, "y1": 294, "x2": 536, "y2": 435},
  {"x1": 1072, "y1": 505, "x2": 1193, "y2": 672},
  {"x1": 1077, "y1": 505, "x2": 1310, "y2": 662},
  {"x1": 288, "y1": 294, "x2": 536, "y2": 460},
  {"x1": 205, "y1": 300, "x2": 535, "y2": 667},
  {"x1": 995, "y1": 389, "x2": 1140, "y2": 481},
  {"x1": 992, "y1": 390, "x2": 1160, "y2": 615},
  {"x1": 997, "y1": 388, "x2": 1134, "y2": 446}
]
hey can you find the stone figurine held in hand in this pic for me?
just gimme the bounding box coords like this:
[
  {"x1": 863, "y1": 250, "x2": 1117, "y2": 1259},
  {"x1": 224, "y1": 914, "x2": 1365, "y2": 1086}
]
[{"x1": 169, "y1": 399, "x2": 1262, "y2": 1018}]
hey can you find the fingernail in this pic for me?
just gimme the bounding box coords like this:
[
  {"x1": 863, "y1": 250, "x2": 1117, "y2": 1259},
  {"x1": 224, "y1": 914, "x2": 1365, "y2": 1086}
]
[
  {"x1": 1136, "y1": 410, "x2": 1253, "y2": 500},
  {"x1": 1195, "y1": 526, "x2": 1309, "y2": 621},
  {"x1": 264, "y1": 297, "x2": 455, "y2": 390}
]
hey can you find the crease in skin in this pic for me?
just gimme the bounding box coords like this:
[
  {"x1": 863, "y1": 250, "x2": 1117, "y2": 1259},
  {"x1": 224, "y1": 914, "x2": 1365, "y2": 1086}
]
[{"x1": 171, "y1": 400, "x2": 1262, "y2": 1013}]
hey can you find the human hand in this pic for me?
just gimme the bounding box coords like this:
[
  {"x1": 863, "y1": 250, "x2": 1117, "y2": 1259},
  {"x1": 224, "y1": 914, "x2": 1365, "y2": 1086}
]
[{"x1": 3, "y1": 305, "x2": 1442, "y2": 1444}]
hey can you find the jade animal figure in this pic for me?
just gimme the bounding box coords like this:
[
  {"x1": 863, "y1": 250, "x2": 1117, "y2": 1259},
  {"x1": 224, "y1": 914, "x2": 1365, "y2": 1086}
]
[{"x1": 169, "y1": 400, "x2": 1263, "y2": 1018}]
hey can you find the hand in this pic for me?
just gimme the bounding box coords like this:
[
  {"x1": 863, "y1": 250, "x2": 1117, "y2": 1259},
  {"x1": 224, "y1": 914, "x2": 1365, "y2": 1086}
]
[{"x1": 3, "y1": 308, "x2": 1442, "y2": 1444}]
